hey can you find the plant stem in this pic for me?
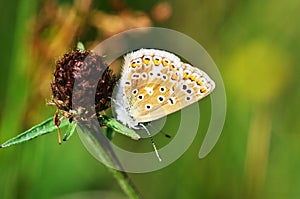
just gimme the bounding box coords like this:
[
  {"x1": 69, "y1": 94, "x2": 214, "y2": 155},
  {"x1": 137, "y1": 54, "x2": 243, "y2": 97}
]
[
  {"x1": 77, "y1": 120, "x2": 142, "y2": 199},
  {"x1": 108, "y1": 168, "x2": 141, "y2": 199}
]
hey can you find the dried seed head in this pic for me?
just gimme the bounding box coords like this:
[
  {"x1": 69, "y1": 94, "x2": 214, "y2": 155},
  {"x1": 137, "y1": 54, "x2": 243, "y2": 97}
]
[{"x1": 51, "y1": 48, "x2": 117, "y2": 120}]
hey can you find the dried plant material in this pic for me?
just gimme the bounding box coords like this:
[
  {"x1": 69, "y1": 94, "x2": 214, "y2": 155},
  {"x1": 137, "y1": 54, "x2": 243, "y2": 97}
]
[{"x1": 51, "y1": 49, "x2": 117, "y2": 120}]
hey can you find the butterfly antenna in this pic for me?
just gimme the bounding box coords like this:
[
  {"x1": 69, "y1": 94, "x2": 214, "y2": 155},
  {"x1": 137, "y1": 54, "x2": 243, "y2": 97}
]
[{"x1": 139, "y1": 123, "x2": 162, "y2": 162}]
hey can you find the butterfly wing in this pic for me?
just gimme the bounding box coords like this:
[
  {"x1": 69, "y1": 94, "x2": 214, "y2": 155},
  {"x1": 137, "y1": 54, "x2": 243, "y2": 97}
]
[
  {"x1": 117, "y1": 49, "x2": 215, "y2": 126},
  {"x1": 136, "y1": 62, "x2": 215, "y2": 123}
]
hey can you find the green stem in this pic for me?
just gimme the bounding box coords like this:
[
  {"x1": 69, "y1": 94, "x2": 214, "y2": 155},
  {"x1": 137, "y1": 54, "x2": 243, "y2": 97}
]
[
  {"x1": 77, "y1": 121, "x2": 142, "y2": 199},
  {"x1": 108, "y1": 168, "x2": 141, "y2": 199}
]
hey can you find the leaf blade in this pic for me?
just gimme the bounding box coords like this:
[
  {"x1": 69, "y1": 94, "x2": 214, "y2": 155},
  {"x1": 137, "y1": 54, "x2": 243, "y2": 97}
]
[
  {"x1": 62, "y1": 122, "x2": 77, "y2": 141},
  {"x1": 0, "y1": 117, "x2": 69, "y2": 148},
  {"x1": 103, "y1": 116, "x2": 141, "y2": 140}
]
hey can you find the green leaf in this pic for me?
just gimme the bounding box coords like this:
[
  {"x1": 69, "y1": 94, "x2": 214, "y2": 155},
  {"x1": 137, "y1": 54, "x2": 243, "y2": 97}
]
[
  {"x1": 0, "y1": 114, "x2": 139, "y2": 148},
  {"x1": 105, "y1": 126, "x2": 115, "y2": 140},
  {"x1": 62, "y1": 122, "x2": 77, "y2": 141},
  {"x1": 0, "y1": 117, "x2": 69, "y2": 148},
  {"x1": 102, "y1": 116, "x2": 141, "y2": 140}
]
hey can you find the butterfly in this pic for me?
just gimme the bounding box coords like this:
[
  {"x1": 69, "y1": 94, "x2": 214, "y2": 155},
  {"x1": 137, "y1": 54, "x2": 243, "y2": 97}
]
[
  {"x1": 112, "y1": 49, "x2": 215, "y2": 160},
  {"x1": 113, "y1": 48, "x2": 215, "y2": 127}
]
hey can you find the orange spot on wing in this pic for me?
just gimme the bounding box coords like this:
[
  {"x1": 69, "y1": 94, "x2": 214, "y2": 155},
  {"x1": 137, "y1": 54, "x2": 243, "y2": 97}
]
[
  {"x1": 183, "y1": 72, "x2": 189, "y2": 79},
  {"x1": 197, "y1": 80, "x2": 203, "y2": 86},
  {"x1": 189, "y1": 75, "x2": 196, "y2": 81},
  {"x1": 162, "y1": 59, "x2": 170, "y2": 66},
  {"x1": 200, "y1": 88, "x2": 207, "y2": 93},
  {"x1": 171, "y1": 73, "x2": 179, "y2": 81},
  {"x1": 143, "y1": 57, "x2": 151, "y2": 65},
  {"x1": 153, "y1": 57, "x2": 161, "y2": 65},
  {"x1": 169, "y1": 63, "x2": 177, "y2": 71}
]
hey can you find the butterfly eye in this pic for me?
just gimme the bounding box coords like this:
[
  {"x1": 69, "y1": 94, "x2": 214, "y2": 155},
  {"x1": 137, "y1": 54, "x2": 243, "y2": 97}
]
[{"x1": 145, "y1": 104, "x2": 152, "y2": 110}]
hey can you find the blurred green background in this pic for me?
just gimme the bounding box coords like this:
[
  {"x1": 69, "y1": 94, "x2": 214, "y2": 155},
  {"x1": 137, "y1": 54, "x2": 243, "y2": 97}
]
[{"x1": 0, "y1": 0, "x2": 299, "y2": 198}]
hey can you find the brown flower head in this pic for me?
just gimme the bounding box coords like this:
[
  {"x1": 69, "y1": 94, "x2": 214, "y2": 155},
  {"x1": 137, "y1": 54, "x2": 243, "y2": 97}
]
[{"x1": 51, "y1": 48, "x2": 117, "y2": 121}]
